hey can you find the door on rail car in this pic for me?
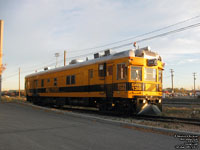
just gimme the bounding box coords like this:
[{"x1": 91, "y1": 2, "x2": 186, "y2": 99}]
[
  {"x1": 33, "y1": 80, "x2": 38, "y2": 96},
  {"x1": 105, "y1": 64, "x2": 114, "y2": 98},
  {"x1": 88, "y1": 69, "x2": 93, "y2": 92}
]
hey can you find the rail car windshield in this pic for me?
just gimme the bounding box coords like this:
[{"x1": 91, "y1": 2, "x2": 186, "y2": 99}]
[
  {"x1": 131, "y1": 66, "x2": 142, "y2": 81},
  {"x1": 144, "y1": 68, "x2": 157, "y2": 82}
]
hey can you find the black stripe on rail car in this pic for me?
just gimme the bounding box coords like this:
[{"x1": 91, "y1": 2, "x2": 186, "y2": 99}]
[{"x1": 28, "y1": 83, "x2": 161, "y2": 93}]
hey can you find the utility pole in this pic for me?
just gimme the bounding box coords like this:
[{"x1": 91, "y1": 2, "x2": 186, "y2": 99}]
[
  {"x1": 55, "y1": 53, "x2": 60, "y2": 68},
  {"x1": 0, "y1": 20, "x2": 4, "y2": 101},
  {"x1": 64, "y1": 50, "x2": 66, "y2": 66},
  {"x1": 193, "y1": 72, "x2": 196, "y2": 97},
  {"x1": 19, "y1": 68, "x2": 20, "y2": 97},
  {"x1": 170, "y1": 69, "x2": 174, "y2": 95}
]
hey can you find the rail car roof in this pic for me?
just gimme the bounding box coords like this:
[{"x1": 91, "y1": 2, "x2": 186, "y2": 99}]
[{"x1": 25, "y1": 47, "x2": 160, "y2": 78}]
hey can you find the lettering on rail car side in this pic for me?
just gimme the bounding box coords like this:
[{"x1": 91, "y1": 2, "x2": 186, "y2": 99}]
[
  {"x1": 118, "y1": 83, "x2": 126, "y2": 91},
  {"x1": 131, "y1": 83, "x2": 142, "y2": 91}
]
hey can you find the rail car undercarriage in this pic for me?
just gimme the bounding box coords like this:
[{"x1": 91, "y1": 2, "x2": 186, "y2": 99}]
[{"x1": 27, "y1": 96, "x2": 162, "y2": 115}]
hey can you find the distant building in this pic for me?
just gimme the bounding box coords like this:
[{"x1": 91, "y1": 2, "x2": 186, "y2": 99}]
[{"x1": 196, "y1": 90, "x2": 200, "y2": 96}]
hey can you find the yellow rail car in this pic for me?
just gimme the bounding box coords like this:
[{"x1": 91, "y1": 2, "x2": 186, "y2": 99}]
[{"x1": 25, "y1": 46, "x2": 164, "y2": 114}]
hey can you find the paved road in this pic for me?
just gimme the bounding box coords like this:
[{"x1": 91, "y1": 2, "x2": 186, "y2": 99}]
[{"x1": 0, "y1": 102, "x2": 180, "y2": 150}]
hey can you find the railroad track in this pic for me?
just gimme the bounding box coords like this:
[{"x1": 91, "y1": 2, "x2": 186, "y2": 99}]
[
  {"x1": 134, "y1": 115, "x2": 200, "y2": 126},
  {"x1": 54, "y1": 105, "x2": 200, "y2": 126},
  {"x1": 5, "y1": 98, "x2": 200, "y2": 127},
  {"x1": 163, "y1": 102, "x2": 200, "y2": 105}
]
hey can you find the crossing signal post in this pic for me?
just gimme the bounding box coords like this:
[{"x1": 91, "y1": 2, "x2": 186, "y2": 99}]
[
  {"x1": 193, "y1": 73, "x2": 196, "y2": 97},
  {"x1": 0, "y1": 20, "x2": 4, "y2": 101},
  {"x1": 170, "y1": 69, "x2": 174, "y2": 95}
]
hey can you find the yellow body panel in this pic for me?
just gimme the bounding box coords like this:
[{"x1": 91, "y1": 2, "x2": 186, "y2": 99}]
[{"x1": 25, "y1": 56, "x2": 164, "y2": 99}]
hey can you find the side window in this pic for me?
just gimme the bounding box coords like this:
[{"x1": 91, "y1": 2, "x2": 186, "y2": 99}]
[
  {"x1": 107, "y1": 66, "x2": 113, "y2": 76},
  {"x1": 131, "y1": 67, "x2": 142, "y2": 81},
  {"x1": 89, "y1": 69, "x2": 93, "y2": 78},
  {"x1": 34, "y1": 80, "x2": 38, "y2": 88},
  {"x1": 158, "y1": 70, "x2": 162, "y2": 83},
  {"x1": 27, "y1": 80, "x2": 30, "y2": 88},
  {"x1": 47, "y1": 78, "x2": 50, "y2": 83},
  {"x1": 66, "y1": 76, "x2": 71, "y2": 85},
  {"x1": 54, "y1": 78, "x2": 57, "y2": 86},
  {"x1": 41, "y1": 79, "x2": 44, "y2": 87},
  {"x1": 31, "y1": 80, "x2": 33, "y2": 88},
  {"x1": 117, "y1": 64, "x2": 127, "y2": 80},
  {"x1": 71, "y1": 75, "x2": 75, "y2": 84},
  {"x1": 98, "y1": 64, "x2": 104, "y2": 77}
]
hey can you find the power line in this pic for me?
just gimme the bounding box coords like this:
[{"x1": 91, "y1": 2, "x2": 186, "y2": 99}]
[
  {"x1": 15, "y1": 16, "x2": 200, "y2": 74},
  {"x1": 2, "y1": 72, "x2": 19, "y2": 81},
  {"x1": 66, "y1": 15, "x2": 200, "y2": 53},
  {"x1": 20, "y1": 21, "x2": 200, "y2": 74},
  {"x1": 137, "y1": 22, "x2": 200, "y2": 43},
  {"x1": 108, "y1": 22, "x2": 200, "y2": 50},
  {"x1": 64, "y1": 21, "x2": 200, "y2": 62},
  {"x1": 20, "y1": 53, "x2": 64, "y2": 71},
  {"x1": 3, "y1": 20, "x2": 200, "y2": 80}
]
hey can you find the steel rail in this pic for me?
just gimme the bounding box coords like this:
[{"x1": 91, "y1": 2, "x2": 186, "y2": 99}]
[
  {"x1": 32, "y1": 103, "x2": 200, "y2": 126},
  {"x1": 134, "y1": 115, "x2": 200, "y2": 126},
  {"x1": 62, "y1": 105, "x2": 200, "y2": 126}
]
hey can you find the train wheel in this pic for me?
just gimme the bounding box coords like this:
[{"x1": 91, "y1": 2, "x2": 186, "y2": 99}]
[{"x1": 55, "y1": 98, "x2": 65, "y2": 108}]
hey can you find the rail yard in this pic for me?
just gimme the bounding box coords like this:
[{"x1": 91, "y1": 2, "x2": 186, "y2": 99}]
[
  {"x1": 1, "y1": 1, "x2": 200, "y2": 150},
  {"x1": 1, "y1": 45, "x2": 200, "y2": 149}
]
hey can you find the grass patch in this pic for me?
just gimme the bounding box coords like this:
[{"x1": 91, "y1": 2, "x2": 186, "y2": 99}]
[
  {"x1": 162, "y1": 106, "x2": 200, "y2": 119},
  {"x1": 1, "y1": 96, "x2": 26, "y2": 103}
]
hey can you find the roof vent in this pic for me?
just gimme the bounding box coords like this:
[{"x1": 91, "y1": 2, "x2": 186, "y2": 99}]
[
  {"x1": 69, "y1": 59, "x2": 84, "y2": 64},
  {"x1": 104, "y1": 49, "x2": 110, "y2": 56},
  {"x1": 44, "y1": 67, "x2": 50, "y2": 71},
  {"x1": 94, "y1": 53, "x2": 100, "y2": 59}
]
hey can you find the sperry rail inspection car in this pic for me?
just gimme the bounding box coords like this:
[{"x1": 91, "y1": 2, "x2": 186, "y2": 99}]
[{"x1": 25, "y1": 46, "x2": 164, "y2": 114}]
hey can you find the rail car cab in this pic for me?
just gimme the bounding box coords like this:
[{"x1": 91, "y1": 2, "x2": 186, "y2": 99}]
[{"x1": 126, "y1": 46, "x2": 164, "y2": 115}]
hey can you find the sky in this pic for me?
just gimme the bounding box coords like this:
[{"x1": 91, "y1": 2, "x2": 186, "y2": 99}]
[{"x1": 0, "y1": 0, "x2": 200, "y2": 90}]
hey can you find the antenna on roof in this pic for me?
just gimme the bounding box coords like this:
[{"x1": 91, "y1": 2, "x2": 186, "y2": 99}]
[{"x1": 133, "y1": 42, "x2": 139, "y2": 49}]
